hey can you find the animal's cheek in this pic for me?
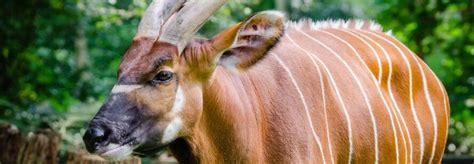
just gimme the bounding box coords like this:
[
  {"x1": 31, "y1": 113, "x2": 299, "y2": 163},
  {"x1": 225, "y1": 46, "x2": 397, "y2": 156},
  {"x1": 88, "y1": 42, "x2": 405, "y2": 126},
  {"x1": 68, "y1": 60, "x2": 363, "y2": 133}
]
[{"x1": 162, "y1": 84, "x2": 201, "y2": 134}]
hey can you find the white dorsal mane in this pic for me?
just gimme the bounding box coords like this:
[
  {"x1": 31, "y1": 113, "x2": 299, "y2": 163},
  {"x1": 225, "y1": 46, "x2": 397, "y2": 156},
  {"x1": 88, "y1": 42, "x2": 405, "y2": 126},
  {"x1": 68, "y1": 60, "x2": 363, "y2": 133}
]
[{"x1": 286, "y1": 19, "x2": 391, "y2": 35}]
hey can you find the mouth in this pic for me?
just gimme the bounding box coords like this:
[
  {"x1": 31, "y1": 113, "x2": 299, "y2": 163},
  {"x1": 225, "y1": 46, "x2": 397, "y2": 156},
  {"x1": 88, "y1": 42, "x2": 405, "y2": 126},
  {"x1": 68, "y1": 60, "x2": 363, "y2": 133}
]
[
  {"x1": 97, "y1": 140, "x2": 138, "y2": 161},
  {"x1": 132, "y1": 144, "x2": 169, "y2": 157},
  {"x1": 95, "y1": 137, "x2": 169, "y2": 160}
]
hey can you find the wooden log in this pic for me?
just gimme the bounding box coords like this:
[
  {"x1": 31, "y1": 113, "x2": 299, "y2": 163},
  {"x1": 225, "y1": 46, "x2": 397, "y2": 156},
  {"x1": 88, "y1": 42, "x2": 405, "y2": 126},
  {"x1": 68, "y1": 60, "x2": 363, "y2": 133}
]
[
  {"x1": 0, "y1": 123, "x2": 140, "y2": 164},
  {"x1": 0, "y1": 123, "x2": 61, "y2": 164},
  {"x1": 66, "y1": 150, "x2": 141, "y2": 164},
  {"x1": 0, "y1": 123, "x2": 25, "y2": 163}
]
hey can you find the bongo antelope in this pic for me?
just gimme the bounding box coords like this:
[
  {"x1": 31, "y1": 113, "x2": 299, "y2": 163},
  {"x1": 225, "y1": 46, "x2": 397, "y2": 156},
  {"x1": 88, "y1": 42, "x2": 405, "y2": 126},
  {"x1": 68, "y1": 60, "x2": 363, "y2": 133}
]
[{"x1": 83, "y1": 0, "x2": 449, "y2": 163}]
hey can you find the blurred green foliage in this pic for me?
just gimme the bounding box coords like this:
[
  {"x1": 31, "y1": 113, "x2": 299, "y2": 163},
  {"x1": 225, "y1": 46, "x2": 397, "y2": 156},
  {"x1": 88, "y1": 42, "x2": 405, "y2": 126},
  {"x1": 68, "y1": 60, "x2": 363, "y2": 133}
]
[{"x1": 0, "y1": 0, "x2": 472, "y2": 156}]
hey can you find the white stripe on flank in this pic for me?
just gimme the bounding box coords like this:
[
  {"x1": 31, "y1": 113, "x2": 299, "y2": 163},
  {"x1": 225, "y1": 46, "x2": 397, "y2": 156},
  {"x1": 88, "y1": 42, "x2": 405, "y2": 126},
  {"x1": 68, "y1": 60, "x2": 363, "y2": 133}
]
[
  {"x1": 429, "y1": 69, "x2": 449, "y2": 124},
  {"x1": 413, "y1": 55, "x2": 438, "y2": 164},
  {"x1": 359, "y1": 30, "x2": 411, "y2": 163},
  {"x1": 348, "y1": 30, "x2": 401, "y2": 164},
  {"x1": 286, "y1": 32, "x2": 353, "y2": 164},
  {"x1": 111, "y1": 84, "x2": 143, "y2": 93},
  {"x1": 284, "y1": 34, "x2": 335, "y2": 164},
  {"x1": 318, "y1": 29, "x2": 379, "y2": 163},
  {"x1": 429, "y1": 65, "x2": 449, "y2": 163},
  {"x1": 414, "y1": 51, "x2": 448, "y2": 137},
  {"x1": 365, "y1": 31, "x2": 423, "y2": 164},
  {"x1": 396, "y1": 41, "x2": 439, "y2": 163},
  {"x1": 436, "y1": 73, "x2": 449, "y2": 124},
  {"x1": 298, "y1": 29, "x2": 377, "y2": 164},
  {"x1": 315, "y1": 54, "x2": 335, "y2": 164},
  {"x1": 425, "y1": 61, "x2": 449, "y2": 152},
  {"x1": 340, "y1": 30, "x2": 383, "y2": 82},
  {"x1": 327, "y1": 28, "x2": 397, "y2": 163},
  {"x1": 272, "y1": 53, "x2": 327, "y2": 164}
]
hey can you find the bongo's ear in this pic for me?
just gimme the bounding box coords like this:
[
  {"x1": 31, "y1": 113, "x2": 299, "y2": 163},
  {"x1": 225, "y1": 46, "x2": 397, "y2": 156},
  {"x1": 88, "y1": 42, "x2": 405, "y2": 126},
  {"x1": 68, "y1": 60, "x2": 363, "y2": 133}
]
[{"x1": 210, "y1": 11, "x2": 286, "y2": 72}]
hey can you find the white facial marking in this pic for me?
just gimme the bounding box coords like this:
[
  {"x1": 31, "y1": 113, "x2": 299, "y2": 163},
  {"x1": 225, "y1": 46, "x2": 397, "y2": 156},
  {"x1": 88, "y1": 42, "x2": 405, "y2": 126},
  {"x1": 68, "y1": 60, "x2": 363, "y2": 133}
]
[
  {"x1": 100, "y1": 143, "x2": 134, "y2": 161},
  {"x1": 161, "y1": 86, "x2": 186, "y2": 144},
  {"x1": 111, "y1": 84, "x2": 143, "y2": 94},
  {"x1": 169, "y1": 86, "x2": 185, "y2": 117},
  {"x1": 161, "y1": 117, "x2": 182, "y2": 144}
]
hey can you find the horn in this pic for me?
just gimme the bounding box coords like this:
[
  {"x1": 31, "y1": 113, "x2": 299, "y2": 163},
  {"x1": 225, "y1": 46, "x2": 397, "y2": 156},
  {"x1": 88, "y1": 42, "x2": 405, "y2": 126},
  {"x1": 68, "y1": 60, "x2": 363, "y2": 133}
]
[
  {"x1": 158, "y1": 0, "x2": 226, "y2": 53},
  {"x1": 135, "y1": 0, "x2": 186, "y2": 38}
]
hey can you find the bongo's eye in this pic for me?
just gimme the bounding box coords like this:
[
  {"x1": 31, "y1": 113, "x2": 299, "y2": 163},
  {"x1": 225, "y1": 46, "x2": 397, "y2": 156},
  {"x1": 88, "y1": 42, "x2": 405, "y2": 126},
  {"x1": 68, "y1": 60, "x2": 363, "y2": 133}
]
[{"x1": 150, "y1": 71, "x2": 173, "y2": 85}]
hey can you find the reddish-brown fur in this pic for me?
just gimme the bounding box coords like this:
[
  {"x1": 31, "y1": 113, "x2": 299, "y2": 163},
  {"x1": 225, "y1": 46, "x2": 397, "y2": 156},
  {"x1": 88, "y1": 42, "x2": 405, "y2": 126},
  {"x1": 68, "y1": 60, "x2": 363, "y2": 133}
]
[
  {"x1": 162, "y1": 21, "x2": 448, "y2": 163},
  {"x1": 103, "y1": 11, "x2": 449, "y2": 163}
]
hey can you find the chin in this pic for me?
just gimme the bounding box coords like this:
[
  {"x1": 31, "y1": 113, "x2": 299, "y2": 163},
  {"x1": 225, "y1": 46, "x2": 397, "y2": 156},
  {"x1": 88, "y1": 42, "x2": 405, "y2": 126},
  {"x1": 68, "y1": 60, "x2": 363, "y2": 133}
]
[{"x1": 96, "y1": 140, "x2": 170, "y2": 160}]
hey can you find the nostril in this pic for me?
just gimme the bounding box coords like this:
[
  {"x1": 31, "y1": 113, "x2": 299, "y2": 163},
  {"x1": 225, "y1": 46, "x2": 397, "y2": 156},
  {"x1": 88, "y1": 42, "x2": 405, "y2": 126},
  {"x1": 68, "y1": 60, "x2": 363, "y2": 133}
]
[
  {"x1": 91, "y1": 128, "x2": 105, "y2": 139},
  {"x1": 83, "y1": 127, "x2": 109, "y2": 153}
]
